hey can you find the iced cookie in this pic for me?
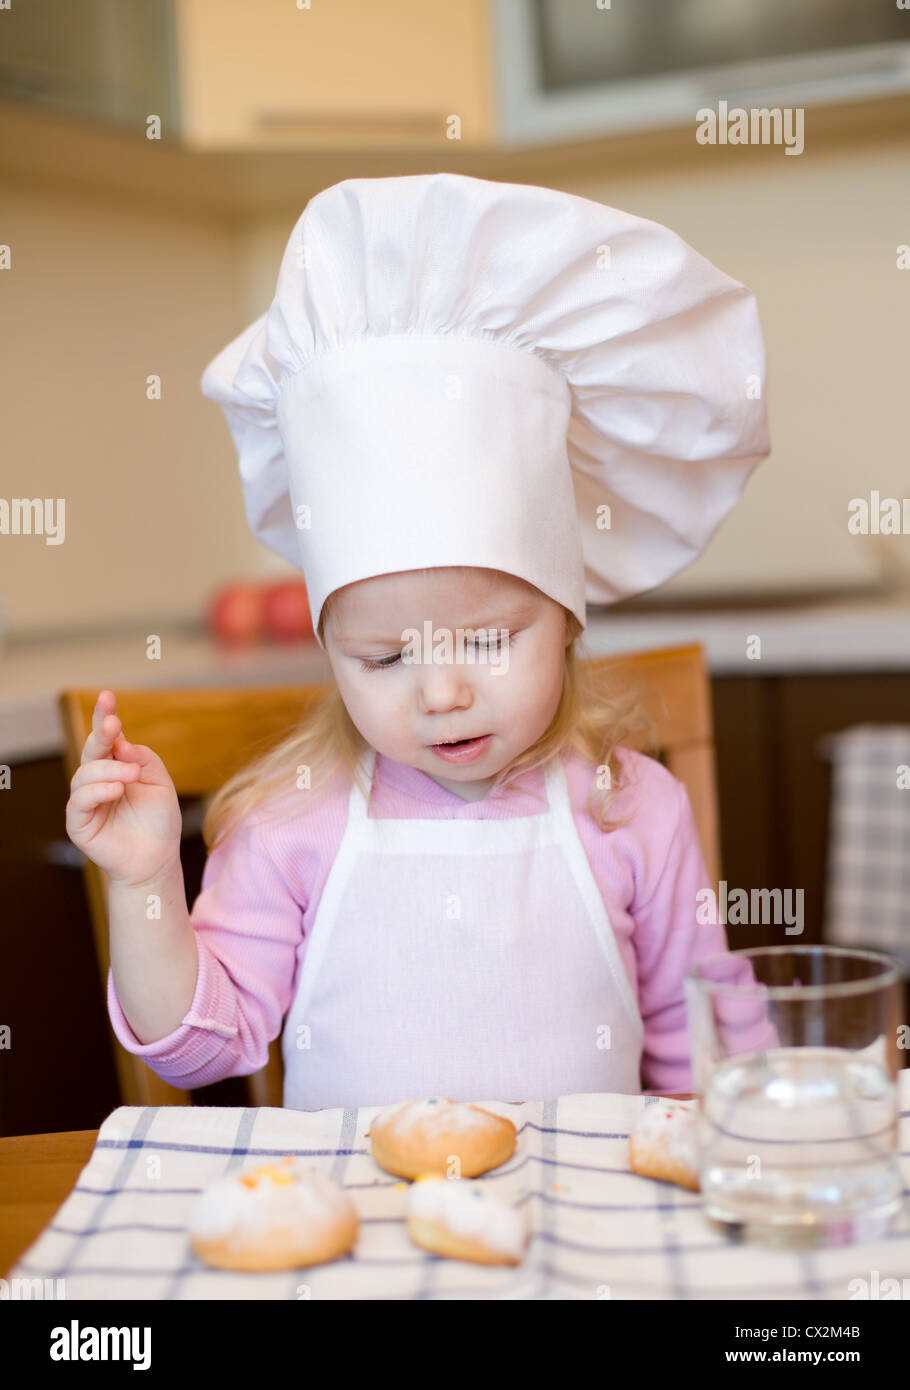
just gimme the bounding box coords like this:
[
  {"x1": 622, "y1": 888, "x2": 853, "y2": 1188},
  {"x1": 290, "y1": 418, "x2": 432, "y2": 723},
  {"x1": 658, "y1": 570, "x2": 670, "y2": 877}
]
[
  {"x1": 407, "y1": 1175, "x2": 529, "y2": 1266},
  {"x1": 629, "y1": 1097, "x2": 700, "y2": 1192},
  {"x1": 188, "y1": 1156, "x2": 358, "y2": 1271},
  {"x1": 368, "y1": 1096, "x2": 516, "y2": 1179}
]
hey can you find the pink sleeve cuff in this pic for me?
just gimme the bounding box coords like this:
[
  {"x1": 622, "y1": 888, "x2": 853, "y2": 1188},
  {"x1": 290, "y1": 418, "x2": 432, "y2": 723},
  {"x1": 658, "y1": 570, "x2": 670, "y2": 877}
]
[{"x1": 106, "y1": 930, "x2": 240, "y2": 1078}]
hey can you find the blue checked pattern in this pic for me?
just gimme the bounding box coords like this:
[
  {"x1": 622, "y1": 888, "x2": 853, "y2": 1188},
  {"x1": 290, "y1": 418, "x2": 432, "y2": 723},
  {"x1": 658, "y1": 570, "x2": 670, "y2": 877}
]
[{"x1": 9, "y1": 1080, "x2": 910, "y2": 1300}]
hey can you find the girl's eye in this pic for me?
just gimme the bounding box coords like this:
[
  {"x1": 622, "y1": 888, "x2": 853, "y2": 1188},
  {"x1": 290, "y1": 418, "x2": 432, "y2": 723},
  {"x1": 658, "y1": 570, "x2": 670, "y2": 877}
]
[
  {"x1": 359, "y1": 654, "x2": 401, "y2": 672},
  {"x1": 358, "y1": 633, "x2": 514, "y2": 673}
]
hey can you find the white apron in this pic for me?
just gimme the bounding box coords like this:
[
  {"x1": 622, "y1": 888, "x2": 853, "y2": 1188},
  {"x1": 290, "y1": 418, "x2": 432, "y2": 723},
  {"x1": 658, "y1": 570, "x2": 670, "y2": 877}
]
[{"x1": 282, "y1": 747, "x2": 644, "y2": 1110}]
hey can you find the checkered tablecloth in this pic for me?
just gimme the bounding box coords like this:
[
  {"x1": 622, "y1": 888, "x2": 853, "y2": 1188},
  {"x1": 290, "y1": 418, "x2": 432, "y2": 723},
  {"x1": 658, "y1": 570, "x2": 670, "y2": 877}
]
[{"x1": 10, "y1": 1079, "x2": 910, "y2": 1300}]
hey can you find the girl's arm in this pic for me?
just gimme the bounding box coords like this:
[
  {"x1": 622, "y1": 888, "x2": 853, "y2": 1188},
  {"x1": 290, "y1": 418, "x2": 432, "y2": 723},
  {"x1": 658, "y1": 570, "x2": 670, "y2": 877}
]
[
  {"x1": 633, "y1": 776, "x2": 730, "y2": 1095},
  {"x1": 108, "y1": 859, "x2": 197, "y2": 1042},
  {"x1": 68, "y1": 691, "x2": 307, "y2": 1091},
  {"x1": 634, "y1": 775, "x2": 780, "y2": 1094},
  {"x1": 106, "y1": 817, "x2": 306, "y2": 1089}
]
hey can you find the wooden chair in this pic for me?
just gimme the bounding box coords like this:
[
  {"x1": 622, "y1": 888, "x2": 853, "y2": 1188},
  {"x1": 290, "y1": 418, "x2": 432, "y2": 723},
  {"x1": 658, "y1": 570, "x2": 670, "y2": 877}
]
[
  {"x1": 58, "y1": 642, "x2": 720, "y2": 1109},
  {"x1": 588, "y1": 643, "x2": 721, "y2": 888}
]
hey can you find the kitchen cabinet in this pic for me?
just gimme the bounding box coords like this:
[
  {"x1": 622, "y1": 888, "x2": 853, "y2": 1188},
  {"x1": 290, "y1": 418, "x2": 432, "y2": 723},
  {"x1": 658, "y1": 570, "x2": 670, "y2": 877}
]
[
  {"x1": 0, "y1": 0, "x2": 494, "y2": 151},
  {"x1": 176, "y1": 0, "x2": 494, "y2": 150},
  {"x1": 0, "y1": 0, "x2": 179, "y2": 130},
  {"x1": 5, "y1": 0, "x2": 906, "y2": 155}
]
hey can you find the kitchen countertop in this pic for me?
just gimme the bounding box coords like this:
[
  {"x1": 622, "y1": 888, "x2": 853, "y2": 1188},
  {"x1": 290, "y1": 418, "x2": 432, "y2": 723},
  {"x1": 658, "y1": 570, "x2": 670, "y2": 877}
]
[{"x1": 2, "y1": 595, "x2": 909, "y2": 764}]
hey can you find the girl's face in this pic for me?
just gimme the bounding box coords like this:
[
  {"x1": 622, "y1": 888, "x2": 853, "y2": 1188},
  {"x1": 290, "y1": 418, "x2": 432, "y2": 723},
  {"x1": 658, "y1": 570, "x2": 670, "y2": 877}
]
[{"x1": 323, "y1": 567, "x2": 571, "y2": 799}]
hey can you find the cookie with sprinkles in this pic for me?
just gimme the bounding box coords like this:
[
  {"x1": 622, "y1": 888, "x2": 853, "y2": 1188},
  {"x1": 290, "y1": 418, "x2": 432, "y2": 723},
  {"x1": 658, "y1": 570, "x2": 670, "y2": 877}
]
[{"x1": 628, "y1": 1097, "x2": 700, "y2": 1192}]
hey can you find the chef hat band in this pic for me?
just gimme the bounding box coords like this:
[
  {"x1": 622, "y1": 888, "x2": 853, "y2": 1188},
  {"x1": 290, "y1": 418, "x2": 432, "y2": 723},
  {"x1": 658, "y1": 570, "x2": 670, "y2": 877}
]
[
  {"x1": 277, "y1": 333, "x2": 580, "y2": 645},
  {"x1": 201, "y1": 173, "x2": 771, "y2": 653}
]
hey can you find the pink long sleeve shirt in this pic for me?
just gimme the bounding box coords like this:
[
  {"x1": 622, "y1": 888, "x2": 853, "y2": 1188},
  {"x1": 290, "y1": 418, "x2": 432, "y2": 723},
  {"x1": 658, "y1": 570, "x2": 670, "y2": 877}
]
[{"x1": 107, "y1": 744, "x2": 739, "y2": 1099}]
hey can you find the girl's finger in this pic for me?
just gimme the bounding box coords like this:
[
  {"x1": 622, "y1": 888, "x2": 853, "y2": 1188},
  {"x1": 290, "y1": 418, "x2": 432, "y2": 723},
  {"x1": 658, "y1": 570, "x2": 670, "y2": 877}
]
[
  {"x1": 111, "y1": 736, "x2": 156, "y2": 767},
  {"x1": 70, "y1": 758, "x2": 140, "y2": 792},
  {"x1": 66, "y1": 780, "x2": 125, "y2": 828},
  {"x1": 82, "y1": 700, "x2": 122, "y2": 764}
]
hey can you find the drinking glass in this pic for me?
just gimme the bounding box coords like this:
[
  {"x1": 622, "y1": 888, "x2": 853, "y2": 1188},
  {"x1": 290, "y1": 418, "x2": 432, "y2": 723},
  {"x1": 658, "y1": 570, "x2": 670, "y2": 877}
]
[{"x1": 685, "y1": 945, "x2": 906, "y2": 1247}]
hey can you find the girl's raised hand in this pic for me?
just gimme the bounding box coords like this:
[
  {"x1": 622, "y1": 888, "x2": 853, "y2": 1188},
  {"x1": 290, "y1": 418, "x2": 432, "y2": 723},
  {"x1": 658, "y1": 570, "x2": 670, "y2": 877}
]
[{"x1": 65, "y1": 690, "x2": 184, "y2": 889}]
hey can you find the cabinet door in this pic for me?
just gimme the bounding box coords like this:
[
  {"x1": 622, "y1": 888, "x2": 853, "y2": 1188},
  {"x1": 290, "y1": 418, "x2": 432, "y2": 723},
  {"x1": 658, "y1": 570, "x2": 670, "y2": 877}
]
[
  {"x1": 713, "y1": 671, "x2": 910, "y2": 956},
  {"x1": 177, "y1": 0, "x2": 493, "y2": 149},
  {"x1": 0, "y1": 0, "x2": 179, "y2": 130}
]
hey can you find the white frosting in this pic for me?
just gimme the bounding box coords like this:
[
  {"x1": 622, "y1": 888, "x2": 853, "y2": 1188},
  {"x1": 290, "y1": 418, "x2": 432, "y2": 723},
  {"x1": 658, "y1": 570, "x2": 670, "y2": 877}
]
[
  {"x1": 188, "y1": 1160, "x2": 353, "y2": 1241},
  {"x1": 408, "y1": 1177, "x2": 528, "y2": 1258},
  {"x1": 631, "y1": 1099, "x2": 699, "y2": 1172},
  {"x1": 373, "y1": 1096, "x2": 502, "y2": 1134}
]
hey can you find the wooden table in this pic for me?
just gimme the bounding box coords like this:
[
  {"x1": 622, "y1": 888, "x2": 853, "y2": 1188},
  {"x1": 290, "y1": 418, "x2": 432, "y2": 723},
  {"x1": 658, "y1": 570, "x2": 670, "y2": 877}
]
[
  {"x1": 0, "y1": 1129, "x2": 98, "y2": 1278},
  {"x1": 0, "y1": 1096, "x2": 698, "y2": 1280}
]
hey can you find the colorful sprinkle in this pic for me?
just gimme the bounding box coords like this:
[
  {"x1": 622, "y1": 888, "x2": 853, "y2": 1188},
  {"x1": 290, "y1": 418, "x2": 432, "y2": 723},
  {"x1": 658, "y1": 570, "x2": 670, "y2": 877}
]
[{"x1": 239, "y1": 1159, "x2": 298, "y2": 1188}]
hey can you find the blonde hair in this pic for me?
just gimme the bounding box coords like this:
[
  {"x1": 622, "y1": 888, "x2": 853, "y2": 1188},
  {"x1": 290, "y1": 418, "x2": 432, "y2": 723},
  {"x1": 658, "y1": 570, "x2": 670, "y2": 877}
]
[{"x1": 201, "y1": 580, "x2": 659, "y2": 855}]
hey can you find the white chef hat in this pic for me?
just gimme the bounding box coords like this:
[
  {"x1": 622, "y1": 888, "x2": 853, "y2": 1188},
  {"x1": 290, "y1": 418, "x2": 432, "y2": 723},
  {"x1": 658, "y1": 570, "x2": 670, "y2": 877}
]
[{"x1": 201, "y1": 173, "x2": 770, "y2": 650}]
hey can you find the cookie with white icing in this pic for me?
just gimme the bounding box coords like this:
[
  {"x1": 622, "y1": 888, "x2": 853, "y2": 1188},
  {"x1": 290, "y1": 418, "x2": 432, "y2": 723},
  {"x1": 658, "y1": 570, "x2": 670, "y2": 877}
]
[
  {"x1": 188, "y1": 1155, "x2": 358, "y2": 1271},
  {"x1": 628, "y1": 1097, "x2": 700, "y2": 1192},
  {"x1": 368, "y1": 1096, "x2": 516, "y2": 1179},
  {"x1": 407, "y1": 1175, "x2": 529, "y2": 1265}
]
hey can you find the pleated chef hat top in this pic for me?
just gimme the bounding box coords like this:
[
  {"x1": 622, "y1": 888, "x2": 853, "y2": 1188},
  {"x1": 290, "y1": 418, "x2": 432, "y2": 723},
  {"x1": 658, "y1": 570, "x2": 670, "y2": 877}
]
[{"x1": 201, "y1": 173, "x2": 770, "y2": 650}]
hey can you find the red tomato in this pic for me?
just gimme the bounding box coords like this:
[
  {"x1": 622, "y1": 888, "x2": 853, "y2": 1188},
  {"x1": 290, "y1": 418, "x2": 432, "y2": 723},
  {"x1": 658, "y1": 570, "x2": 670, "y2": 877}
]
[
  {"x1": 262, "y1": 581, "x2": 313, "y2": 642},
  {"x1": 208, "y1": 583, "x2": 265, "y2": 644}
]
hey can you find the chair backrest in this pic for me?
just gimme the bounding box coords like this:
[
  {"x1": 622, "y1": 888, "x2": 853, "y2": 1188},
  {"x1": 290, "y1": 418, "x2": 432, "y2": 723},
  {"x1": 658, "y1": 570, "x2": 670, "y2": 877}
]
[
  {"x1": 59, "y1": 642, "x2": 719, "y2": 1110},
  {"x1": 586, "y1": 643, "x2": 721, "y2": 886}
]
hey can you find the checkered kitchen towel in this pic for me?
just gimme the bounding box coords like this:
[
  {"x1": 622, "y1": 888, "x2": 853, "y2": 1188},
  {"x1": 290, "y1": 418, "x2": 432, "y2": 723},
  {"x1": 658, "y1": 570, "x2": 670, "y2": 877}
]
[
  {"x1": 9, "y1": 1081, "x2": 910, "y2": 1300},
  {"x1": 821, "y1": 725, "x2": 910, "y2": 967}
]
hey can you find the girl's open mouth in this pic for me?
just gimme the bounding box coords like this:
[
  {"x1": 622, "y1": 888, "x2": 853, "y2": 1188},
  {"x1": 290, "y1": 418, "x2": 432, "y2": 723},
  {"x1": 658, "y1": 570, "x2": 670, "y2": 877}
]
[{"x1": 429, "y1": 734, "x2": 492, "y2": 764}]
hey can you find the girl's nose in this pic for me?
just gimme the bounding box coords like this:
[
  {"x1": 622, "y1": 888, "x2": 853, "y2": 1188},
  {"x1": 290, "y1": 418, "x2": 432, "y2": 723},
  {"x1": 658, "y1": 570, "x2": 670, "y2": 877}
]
[{"x1": 415, "y1": 660, "x2": 476, "y2": 715}]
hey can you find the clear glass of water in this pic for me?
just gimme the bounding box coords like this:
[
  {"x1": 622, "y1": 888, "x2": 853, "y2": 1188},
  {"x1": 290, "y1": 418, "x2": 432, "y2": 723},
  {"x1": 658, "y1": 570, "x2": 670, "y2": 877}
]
[{"x1": 685, "y1": 945, "x2": 906, "y2": 1248}]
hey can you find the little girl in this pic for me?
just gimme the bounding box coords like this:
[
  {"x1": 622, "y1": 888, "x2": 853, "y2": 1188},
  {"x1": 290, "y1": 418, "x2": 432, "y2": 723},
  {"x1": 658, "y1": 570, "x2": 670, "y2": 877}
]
[{"x1": 65, "y1": 173, "x2": 772, "y2": 1110}]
